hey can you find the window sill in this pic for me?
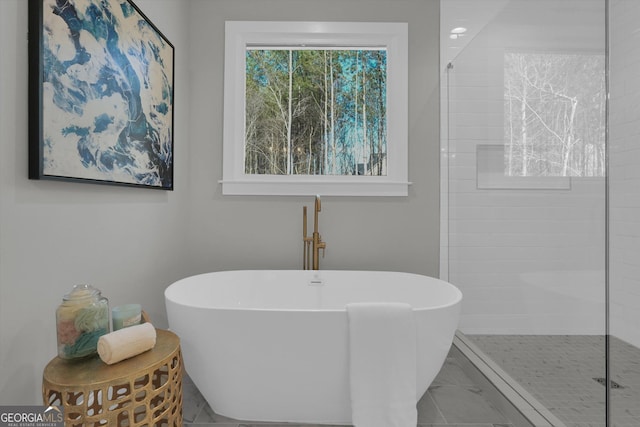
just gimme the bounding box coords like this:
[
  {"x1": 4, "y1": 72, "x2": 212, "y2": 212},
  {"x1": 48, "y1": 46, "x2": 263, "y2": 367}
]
[{"x1": 219, "y1": 178, "x2": 411, "y2": 196}]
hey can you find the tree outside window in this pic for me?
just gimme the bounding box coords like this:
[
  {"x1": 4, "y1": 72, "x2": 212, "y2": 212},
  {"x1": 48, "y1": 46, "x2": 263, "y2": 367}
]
[
  {"x1": 245, "y1": 48, "x2": 387, "y2": 176},
  {"x1": 504, "y1": 52, "x2": 605, "y2": 177}
]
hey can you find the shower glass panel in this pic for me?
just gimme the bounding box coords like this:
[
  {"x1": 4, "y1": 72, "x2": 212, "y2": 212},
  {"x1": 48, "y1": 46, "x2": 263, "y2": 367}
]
[
  {"x1": 441, "y1": 0, "x2": 608, "y2": 425},
  {"x1": 608, "y1": 1, "x2": 640, "y2": 426}
]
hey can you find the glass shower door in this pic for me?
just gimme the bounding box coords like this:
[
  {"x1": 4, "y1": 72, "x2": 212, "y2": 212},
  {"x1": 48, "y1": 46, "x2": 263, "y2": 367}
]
[
  {"x1": 441, "y1": 0, "x2": 608, "y2": 425},
  {"x1": 608, "y1": 1, "x2": 640, "y2": 426}
]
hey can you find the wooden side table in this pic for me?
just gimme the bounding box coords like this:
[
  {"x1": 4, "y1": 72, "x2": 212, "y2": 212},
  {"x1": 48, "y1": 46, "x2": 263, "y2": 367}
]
[{"x1": 43, "y1": 329, "x2": 183, "y2": 427}]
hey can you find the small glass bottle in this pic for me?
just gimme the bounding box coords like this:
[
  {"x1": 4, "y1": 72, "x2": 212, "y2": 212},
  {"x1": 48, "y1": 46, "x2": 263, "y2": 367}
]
[{"x1": 56, "y1": 284, "x2": 109, "y2": 360}]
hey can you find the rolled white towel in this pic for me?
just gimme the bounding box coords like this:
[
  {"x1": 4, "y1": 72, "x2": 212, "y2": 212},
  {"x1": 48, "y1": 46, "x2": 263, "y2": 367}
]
[{"x1": 98, "y1": 322, "x2": 157, "y2": 365}]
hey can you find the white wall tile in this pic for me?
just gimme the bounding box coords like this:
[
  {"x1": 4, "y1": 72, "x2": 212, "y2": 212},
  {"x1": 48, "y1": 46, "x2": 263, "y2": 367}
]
[{"x1": 441, "y1": 0, "x2": 606, "y2": 335}]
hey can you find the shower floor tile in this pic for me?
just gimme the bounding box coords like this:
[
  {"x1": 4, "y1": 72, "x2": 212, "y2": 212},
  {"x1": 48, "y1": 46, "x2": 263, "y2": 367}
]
[
  {"x1": 469, "y1": 335, "x2": 640, "y2": 427},
  {"x1": 183, "y1": 353, "x2": 515, "y2": 427}
]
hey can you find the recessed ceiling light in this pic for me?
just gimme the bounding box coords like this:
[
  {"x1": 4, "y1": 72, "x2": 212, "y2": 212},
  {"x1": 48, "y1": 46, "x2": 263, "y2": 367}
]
[{"x1": 451, "y1": 27, "x2": 467, "y2": 34}]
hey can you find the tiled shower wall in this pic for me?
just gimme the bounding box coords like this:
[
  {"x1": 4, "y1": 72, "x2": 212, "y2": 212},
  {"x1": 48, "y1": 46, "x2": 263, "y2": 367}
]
[
  {"x1": 609, "y1": 0, "x2": 640, "y2": 349},
  {"x1": 441, "y1": 0, "x2": 606, "y2": 335}
]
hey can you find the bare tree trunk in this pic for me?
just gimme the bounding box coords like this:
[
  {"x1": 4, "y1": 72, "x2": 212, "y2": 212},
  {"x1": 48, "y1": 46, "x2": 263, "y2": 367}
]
[
  {"x1": 308, "y1": 127, "x2": 313, "y2": 174},
  {"x1": 377, "y1": 51, "x2": 385, "y2": 175},
  {"x1": 561, "y1": 97, "x2": 578, "y2": 176},
  {"x1": 323, "y1": 51, "x2": 328, "y2": 175},
  {"x1": 330, "y1": 52, "x2": 336, "y2": 174},
  {"x1": 287, "y1": 50, "x2": 293, "y2": 175},
  {"x1": 520, "y1": 62, "x2": 528, "y2": 176},
  {"x1": 506, "y1": 80, "x2": 515, "y2": 176},
  {"x1": 354, "y1": 51, "x2": 359, "y2": 174},
  {"x1": 363, "y1": 58, "x2": 368, "y2": 175}
]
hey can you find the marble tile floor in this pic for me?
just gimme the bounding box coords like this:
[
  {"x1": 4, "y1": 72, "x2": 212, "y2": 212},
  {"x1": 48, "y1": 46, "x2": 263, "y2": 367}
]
[
  {"x1": 469, "y1": 335, "x2": 640, "y2": 427},
  {"x1": 182, "y1": 354, "x2": 515, "y2": 427}
]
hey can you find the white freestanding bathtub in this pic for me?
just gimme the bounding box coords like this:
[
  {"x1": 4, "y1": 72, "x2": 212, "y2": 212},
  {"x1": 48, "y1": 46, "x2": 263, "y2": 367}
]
[{"x1": 165, "y1": 270, "x2": 462, "y2": 424}]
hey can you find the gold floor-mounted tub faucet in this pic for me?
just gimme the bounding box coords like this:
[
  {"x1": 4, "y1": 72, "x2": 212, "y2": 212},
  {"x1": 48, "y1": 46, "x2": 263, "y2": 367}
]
[{"x1": 303, "y1": 195, "x2": 326, "y2": 270}]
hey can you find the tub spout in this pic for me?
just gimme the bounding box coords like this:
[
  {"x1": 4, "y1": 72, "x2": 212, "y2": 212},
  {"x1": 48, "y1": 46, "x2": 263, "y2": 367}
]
[{"x1": 303, "y1": 195, "x2": 326, "y2": 270}]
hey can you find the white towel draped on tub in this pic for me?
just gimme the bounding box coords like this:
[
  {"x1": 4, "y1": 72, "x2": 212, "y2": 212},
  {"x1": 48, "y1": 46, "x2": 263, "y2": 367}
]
[{"x1": 346, "y1": 302, "x2": 418, "y2": 427}]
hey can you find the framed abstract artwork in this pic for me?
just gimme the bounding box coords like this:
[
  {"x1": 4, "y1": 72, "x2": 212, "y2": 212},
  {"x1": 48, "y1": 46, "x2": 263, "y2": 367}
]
[{"x1": 28, "y1": 0, "x2": 174, "y2": 190}]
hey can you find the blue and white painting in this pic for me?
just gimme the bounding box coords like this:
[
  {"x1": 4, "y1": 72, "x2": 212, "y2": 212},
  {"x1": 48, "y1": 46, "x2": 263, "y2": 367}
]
[{"x1": 39, "y1": 0, "x2": 174, "y2": 189}]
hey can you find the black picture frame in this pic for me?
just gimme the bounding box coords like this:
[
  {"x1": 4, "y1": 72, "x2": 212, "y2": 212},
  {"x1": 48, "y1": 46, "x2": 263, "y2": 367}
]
[{"x1": 28, "y1": 0, "x2": 175, "y2": 190}]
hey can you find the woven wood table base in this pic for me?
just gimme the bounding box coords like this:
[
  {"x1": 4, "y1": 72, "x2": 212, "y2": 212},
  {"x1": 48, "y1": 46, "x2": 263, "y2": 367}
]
[{"x1": 43, "y1": 329, "x2": 183, "y2": 427}]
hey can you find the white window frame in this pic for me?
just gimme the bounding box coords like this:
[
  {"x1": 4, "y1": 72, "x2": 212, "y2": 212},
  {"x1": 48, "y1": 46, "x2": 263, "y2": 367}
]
[{"x1": 221, "y1": 21, "x2": 409, "y2": 196}]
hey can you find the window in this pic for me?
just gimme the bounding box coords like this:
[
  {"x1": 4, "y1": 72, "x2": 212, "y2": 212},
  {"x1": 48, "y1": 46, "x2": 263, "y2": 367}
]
[
  {"x1": 222, "y1": 21, "x2": 409, "y2": 196},
  {"x1": 245, "y1": 48, "x2": 387, "y2": 177},
  {"x1": 503, "y1": 52, "x2": 605, "y2": 178}
]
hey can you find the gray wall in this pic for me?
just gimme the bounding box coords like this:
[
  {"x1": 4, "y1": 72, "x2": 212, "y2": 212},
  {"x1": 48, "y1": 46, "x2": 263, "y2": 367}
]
[
  {"x1": 0, "y1": 0, "x2": 440, "y2": 404},
  {"x1": 185, "y1": 0, "x2": 441, "y2": 275},
  {"x1": 0, "y1": 0, "x2": 191, "y2": 404}
]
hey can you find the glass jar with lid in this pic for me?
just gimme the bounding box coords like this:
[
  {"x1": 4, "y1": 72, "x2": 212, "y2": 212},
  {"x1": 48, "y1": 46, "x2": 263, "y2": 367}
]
[{"x1": 56, "y1": 284, "x2": 109, "y2": 359}]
